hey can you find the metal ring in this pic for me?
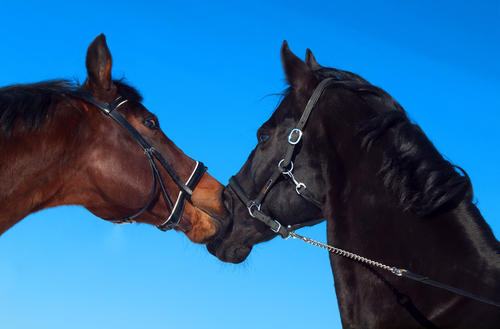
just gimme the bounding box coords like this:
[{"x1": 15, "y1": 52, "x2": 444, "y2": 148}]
[
  {"x1": 282, "y1": 225, "x2": 292, "y2": 240},
  {"x1": 288, "y1": 128, "x2": 303, "y2": 145},
  {"x1": 278, "y1": 159, "x2": 294, "y2": 174},
  {"x1": 247, "y1": 202, "x2": 261, "y2": 218},
  {"x1": 392, "y1": 268, "x2": 406, "y2": 277},
  {"x1": 295, "y1": 182, "x2": 306, "y2": 194}
]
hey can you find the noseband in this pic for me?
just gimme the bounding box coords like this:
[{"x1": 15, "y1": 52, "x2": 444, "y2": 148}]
[
  {"x1": 82, "y1": 94, "x2": 206, "y2": 231},
  {"x1": 229, "y1": 78, "x2": 336, "y2": 238}
]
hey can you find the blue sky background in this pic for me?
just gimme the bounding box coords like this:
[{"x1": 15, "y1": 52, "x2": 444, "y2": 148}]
[{"x1": 0, "y1": 1, "x2": 498, "y2": 328}]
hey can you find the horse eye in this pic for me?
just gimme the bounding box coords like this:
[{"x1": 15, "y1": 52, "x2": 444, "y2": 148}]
[
  {"x1": 258, "y1": 132, "x2": 270, "y2": 144},
  {"x1": 143, "y1": 118, "x2": 159, "y2": 130}
]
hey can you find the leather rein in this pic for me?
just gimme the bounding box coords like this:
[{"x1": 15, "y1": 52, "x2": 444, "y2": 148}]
[{"x1": 82, "y1": 94, "x2": 206, "y2": 231}]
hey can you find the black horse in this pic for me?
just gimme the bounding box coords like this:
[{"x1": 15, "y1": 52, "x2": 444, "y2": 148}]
[{"x1": 208, "y1": 42, "x2": 500, "y2": 328}]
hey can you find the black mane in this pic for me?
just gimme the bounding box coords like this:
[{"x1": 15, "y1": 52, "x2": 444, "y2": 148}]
[
  {"x1": 310, "y1": 67, "x2": 473, "y2": 216},
  {"x1": 0, "y1": 79, "x2": 142, "y2": 136},
  {"x1": 359, "y1": 111, "x2": 473, "y2": 216}
]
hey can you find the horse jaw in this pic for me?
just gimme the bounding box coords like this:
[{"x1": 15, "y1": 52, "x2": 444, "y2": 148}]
[{"x1": 180, "y1": 172, "x2": 227, "y2": 244}]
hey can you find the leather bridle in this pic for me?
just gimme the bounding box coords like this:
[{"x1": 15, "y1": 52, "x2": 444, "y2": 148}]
[
  {"x1": 82, "y1": 94, "x2": 206, "y2": 231},
  {"x1": 228, "y1": 78, "x2": 336, "y2": 238}
]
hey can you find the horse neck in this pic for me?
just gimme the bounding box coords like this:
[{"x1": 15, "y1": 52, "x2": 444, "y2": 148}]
[
  {"x1": 314, "y1": 97, "x2": 500, "y2": 325},
  {"x1": 323, "y1": 157, "x2": 500, "y2": 325},
  {"x1": 309, "y1": 90, "x2": 500, "y2": 269},
  {"x1": 0, "y1": 108, "x2": 84, "y2": 234},
  {"x1": 325, "y1": 177, "x2": 500, "y2": 277}
]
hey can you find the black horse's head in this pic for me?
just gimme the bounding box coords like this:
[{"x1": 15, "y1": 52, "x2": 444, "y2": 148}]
[
  {"x1": 209, "y1": 41, "x2": 474, "y2": 264},
  {"x1": 208, "y1": 42, "x2": 345, "y2": 263}
]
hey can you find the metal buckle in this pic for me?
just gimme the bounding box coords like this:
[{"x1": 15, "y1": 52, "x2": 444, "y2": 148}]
[
  {"x1": 288, "y1": 128, "x2": 303, "y2": 145},
  {"x1": 270, "y1": 220, "x2": 281, "y2": 233},
  {"x1": 100, "y1": 103, "x2": 113, "y2": 114},
  {"x1": 247, "y1": 202, "x2": 261, "y2": 218}
]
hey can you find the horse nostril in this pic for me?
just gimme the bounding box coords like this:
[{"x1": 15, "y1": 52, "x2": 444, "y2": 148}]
[
  {"x1": 206, "y1": 240, "x2": 251, "y2": 264},
  {"x1": 227, "y1": 245, "x2": 252, "y2": 264}
]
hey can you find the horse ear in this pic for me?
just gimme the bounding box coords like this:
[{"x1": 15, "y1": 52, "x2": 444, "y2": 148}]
[
  {"x1": 281, "y1": 41, "x2": 316, "y2": 94},
  {"x1": 85, "y1": 34, "x2": 116, "y2": 96},
  {"x1": 305, "y1": 48, "x2": 322, "y2": 70}
]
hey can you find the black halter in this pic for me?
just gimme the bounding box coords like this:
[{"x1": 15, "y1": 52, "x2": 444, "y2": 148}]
[
  {"x1": 229, "y1": 78, "x2": 336, "y2": 238},
  {"x1": 82, "y1": 94, "x2": 206, "y2": 231}
]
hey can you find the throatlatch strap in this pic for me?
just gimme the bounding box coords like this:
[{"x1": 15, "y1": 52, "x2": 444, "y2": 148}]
[{"x1": 297, "y1": 188, "x2": 322, "y2": 208}]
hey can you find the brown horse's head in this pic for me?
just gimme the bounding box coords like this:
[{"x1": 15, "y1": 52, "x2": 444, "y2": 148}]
[
  {"x1": 0, "y1": 34, "x2": 227, "y2": 243},
  {"x1": 69, "y1": 35, "x2": 226, "y2": 243}
]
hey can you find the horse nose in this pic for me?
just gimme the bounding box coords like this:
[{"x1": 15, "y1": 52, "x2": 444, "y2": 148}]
[{"x1": 206, "y1": 239, "x2": 252, "y2": 264}]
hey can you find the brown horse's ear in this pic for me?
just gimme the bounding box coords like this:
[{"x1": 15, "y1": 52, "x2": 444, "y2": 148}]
[
  {"x1": 84, "y1": 34, "x2": 116, "y2": 97},
  {"x1": 305, "y1": 48, "x2": 322, "y2": 70},
  {"x1": 281, "y1": 41, "x2": 316, "y2": 94}
]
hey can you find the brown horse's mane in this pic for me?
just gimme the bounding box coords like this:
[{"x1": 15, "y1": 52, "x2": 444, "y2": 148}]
[{"x1": 0, "y1": 79, "x2": 142, "y2": 136}]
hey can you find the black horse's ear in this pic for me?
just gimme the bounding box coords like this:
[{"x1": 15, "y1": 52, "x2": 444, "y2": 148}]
[
  {"x1": 281, "y1": 41, "x2": 316, "y2": 94},
  {"x1": 84, "y1": 34, "x2": 116, "y2": 97},
  {"x1": 305, "y1": 48, "x2": 322, "y2": 70}
]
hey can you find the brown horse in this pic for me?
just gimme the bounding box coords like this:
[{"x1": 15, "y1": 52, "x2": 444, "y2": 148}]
[{"x1": 0, "y1": 34, "x2": 226, "y2": 244}]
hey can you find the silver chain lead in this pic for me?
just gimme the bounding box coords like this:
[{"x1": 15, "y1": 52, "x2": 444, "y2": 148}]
[{"x1": 289, "y1": 231, "x2": 405, "y2": 276}]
